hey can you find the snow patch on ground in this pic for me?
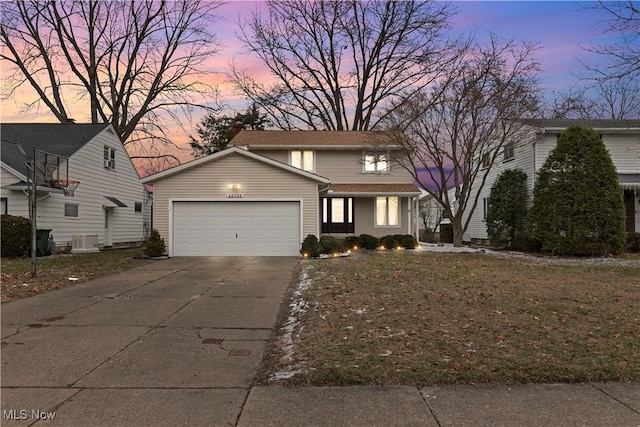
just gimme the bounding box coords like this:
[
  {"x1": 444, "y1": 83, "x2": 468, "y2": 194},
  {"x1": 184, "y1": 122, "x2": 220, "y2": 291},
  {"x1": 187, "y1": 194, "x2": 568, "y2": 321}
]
[{"x1": 269, "y1": 264, "x2": 313, "y2": 382}]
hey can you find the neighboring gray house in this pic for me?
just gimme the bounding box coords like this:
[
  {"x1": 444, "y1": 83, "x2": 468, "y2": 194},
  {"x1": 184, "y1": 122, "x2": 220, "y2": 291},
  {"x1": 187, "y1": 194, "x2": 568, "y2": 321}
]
[
  {"x1": 142, "y1": 131, "x2": 421, "y2": 257},
  {"x1": 1, "y1": 123, "x2": 148, "y2": 252},
  {"x1": 464, "y1": 119, "x2": 640, "y2": 243}
]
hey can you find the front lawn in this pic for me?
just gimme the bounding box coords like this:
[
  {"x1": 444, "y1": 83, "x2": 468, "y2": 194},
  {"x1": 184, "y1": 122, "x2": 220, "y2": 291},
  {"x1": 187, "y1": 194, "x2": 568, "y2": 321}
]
[
  {"x1": 261, "y1": 251, "x2": 640, "y2": 386},
  {"x1": 1, "y1": 249, "x2": 150, "y2": 302}
]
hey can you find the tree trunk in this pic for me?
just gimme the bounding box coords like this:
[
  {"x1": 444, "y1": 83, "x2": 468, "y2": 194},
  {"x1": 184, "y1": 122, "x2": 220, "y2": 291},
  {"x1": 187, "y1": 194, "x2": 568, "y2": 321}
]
[{"x1": 451, "y1": 216, "x2": 464, "y2": 247}]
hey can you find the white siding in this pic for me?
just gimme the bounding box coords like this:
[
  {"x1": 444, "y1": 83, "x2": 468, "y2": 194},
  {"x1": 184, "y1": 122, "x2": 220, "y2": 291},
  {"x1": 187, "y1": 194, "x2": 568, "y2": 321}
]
[
  {"x1": 2, "y1": 127, "x2": 145, "y2": 249},
  {"x1": 463, "y1": 133, "x2": 536, "y2": 242},
  {"x1": 1, "y1": 167, "x2": 29, "y2": 216},
  {"x1": 465, "y1": 126, "x2": 640, "y2": 242}
]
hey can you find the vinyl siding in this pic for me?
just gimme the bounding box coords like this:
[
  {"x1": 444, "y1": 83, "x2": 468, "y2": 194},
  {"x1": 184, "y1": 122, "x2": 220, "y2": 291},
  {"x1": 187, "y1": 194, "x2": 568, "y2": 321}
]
[
  {"x1": 251, "y1": 148, "x2": 415, "y2": 184},
  {"x1": 463, "y1": 133, "x2": 536, "y2": 242},
  {"x1": 465, "y1": 127, "x2": 640, "y2": 242},
  {"x1": 150, "y1": 152, "x2": 321, "y2": 246},
  {"x1": 1, "y1": 128, "x2": 145, "y2": 249},
  {"x1": 1, "y1": 167, "x2": 29, "y2": 215}
]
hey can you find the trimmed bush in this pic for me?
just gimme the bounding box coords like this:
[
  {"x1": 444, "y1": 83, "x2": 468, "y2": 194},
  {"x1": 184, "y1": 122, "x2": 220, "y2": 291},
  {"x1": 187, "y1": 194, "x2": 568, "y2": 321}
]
[
  {"x1": 400, "y1": 234, "x2": 418, "y2": 249},
  {"x1": 528, "y1": 126, "x2": 626, "y2": 256},
  {"x1": 628, "y1": 232, "x2": 640, "y2": 253},
  {"x1": 486, "y1": 169, "x2": 529, "y2": 250},
  {"x1": 144, "y1": 229, "x2": 166, "y2": 257},
  {"x1": 359, "y1": 234, "x2": 379, "y2": 250},
  {"x1": 319, "y1": 235, "x2": 341, "y2": 254},
  {"x1": 379, "y1": 235, "x2": 397, "y2": 249},
  {"x1": 301, "y1": 234, "x2": 322, "y2": 258},
  {"x1": 1, "y1": 214, "x2": 31, "y2": 258},
  {"x1": 343, "y1": 235, "x2": 361, "y2": 249}
]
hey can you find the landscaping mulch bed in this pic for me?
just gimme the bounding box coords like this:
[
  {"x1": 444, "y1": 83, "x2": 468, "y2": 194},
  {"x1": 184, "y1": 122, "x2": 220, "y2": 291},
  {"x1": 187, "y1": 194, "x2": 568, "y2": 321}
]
[{"x1": 259, "y1": 251, "x2": 640, "y2": 386}]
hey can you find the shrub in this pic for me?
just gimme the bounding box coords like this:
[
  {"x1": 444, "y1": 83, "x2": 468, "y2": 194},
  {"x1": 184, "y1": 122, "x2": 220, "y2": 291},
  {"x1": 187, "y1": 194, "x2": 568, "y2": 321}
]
[
  {"x1": 400, "y1": 234, "x2": 418, "y2": 248},
  {"x1": 343, "y1": 235, "x2": 361, "y2": 249},
  {"x1": 301, "y1": 234, "x2": 322, "y2": 258},
  {"x1": 359, "y1": 234, "x2": 379, "y2": 250},
  {"x1": 144, "y1": 229, "x2": 166, "y2": 257},
  {"x1": 379, "y1": 235, "x2": 397, "y2": 249},
  {"x1": 528, "y1": 126, "x2": 626, "y2": 256},
  {"x1": 628, "y1": 233, "x2": 640, "y2": 253},
  {"x1": 1, "y1": 214, "x2": 31, "y2": 258},
  {"x1": 486, "y1": 169, "x2": 529, "y2": 250},
  {"x1": 319, "y1": 235, "x2": 341, "y2": 254}
]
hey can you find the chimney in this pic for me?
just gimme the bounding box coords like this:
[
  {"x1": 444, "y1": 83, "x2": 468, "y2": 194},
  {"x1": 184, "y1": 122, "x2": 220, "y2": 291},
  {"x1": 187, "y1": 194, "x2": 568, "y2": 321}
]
[{"x1": 231, "y1": 120, "x2": 244, "y2": 139}]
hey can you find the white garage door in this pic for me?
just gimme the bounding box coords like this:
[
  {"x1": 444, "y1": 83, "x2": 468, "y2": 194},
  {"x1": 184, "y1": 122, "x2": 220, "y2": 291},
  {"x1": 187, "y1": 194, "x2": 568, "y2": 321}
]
[{"x1": 172, "y1": 201, "x2": 300, "y2": 256}]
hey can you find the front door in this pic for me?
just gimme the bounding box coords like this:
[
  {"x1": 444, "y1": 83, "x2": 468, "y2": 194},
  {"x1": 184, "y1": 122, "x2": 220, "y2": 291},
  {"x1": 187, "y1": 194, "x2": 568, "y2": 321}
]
[
  {"x1": 321, "y1": 197, "x2": 354, "y2": 234},
  {"x1": 104, "y1": 208, "x2": 113, "y2": 247}
]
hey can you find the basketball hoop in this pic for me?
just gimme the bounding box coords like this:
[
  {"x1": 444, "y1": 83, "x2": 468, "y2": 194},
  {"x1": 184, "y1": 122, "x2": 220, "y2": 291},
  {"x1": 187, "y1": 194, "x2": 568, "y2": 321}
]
[{"x1": 50, "y1": 179, "x2": 80, "y2": 197}]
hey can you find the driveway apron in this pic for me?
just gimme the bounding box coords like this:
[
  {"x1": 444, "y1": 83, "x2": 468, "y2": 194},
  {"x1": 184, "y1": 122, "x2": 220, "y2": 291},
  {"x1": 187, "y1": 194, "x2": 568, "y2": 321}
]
[{"x1": 1, "y1": 256, "x2": 298, "y2": 427}]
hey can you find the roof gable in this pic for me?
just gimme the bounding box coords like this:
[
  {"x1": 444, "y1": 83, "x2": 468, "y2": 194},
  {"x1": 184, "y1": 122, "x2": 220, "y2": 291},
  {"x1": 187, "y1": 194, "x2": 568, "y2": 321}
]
[
  {"x1": 141, "y1": 146, "x2": 330, "y2": 184},
  {"x1": 1, "y1": 123, "x2": 114, "y2": 176},
  {"x1": 231, "y1": 130, "x2": 395, "y2": 148}
]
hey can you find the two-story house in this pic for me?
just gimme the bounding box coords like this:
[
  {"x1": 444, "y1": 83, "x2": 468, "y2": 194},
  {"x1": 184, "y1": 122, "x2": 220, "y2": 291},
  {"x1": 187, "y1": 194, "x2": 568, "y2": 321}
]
[
  {"x1": 464, "y1": 119, "x2": 640, "y2": 244},
  {"x1": 141, "y1": 131, "x2": 420, "y2": 256},
  {"x1": 1, "y1": 123, "x2": 148, "y2": 252}
]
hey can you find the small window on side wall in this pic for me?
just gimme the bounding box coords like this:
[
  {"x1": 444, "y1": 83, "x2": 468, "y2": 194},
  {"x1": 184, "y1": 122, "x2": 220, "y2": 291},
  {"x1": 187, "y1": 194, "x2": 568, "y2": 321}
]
[
  {"x1": 481, "y1": 153, "x2": 490, "y2": 169},
  {"x1": 1, "y1": 197, "x2": 7, "y2": 215},
  {"x1": 65, "y1": 203, "x2": 79, "y2": 218},
  {"x1": 135, "y1": 202, "x2": 142, "y2": 212},
  {"x1": 503, "y1": 142, "x2": 515, "y2": 161},
  {"x1": 104, "y1": 146, "x2": 116, "y2": 169}
]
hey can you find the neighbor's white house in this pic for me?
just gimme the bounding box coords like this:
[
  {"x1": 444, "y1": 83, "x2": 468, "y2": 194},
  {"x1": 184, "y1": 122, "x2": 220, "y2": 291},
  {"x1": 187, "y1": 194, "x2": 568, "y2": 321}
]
[
  {"x1": 142, "y1": 130, "x2": 421, "y2": 256},
  {"x1": 1, "y1": 123, "x2": 149, "y2": 252},
  {"x1": 464, "y1": 119, "x2": 640, "y2": 243}
]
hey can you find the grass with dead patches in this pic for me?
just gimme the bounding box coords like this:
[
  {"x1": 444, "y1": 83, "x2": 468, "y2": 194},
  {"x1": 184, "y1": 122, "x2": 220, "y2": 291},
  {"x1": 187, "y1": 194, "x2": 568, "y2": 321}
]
[
  {"x1": 1, "y1": 249, "x2": 150, "y2": 302},
  {"x1": 267, "y1": 252, "x2": 640, "y2": 386}
]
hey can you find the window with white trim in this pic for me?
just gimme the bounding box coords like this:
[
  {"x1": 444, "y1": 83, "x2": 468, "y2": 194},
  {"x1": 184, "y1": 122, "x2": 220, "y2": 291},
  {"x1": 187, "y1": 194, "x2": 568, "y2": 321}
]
[
  {"x1": 376, "y1": 196, "x2": 399, "y2": 226},
  {"x1": 483, "y1": 197, "x2": 489, "y2": 221},
  {"x1": 290, "y1": 150, "x2": 314, "y2": 171},
  {"x1": 65, "y1": 203, "x2": 79, "y2": 218},
  {"x1": 481, "y1": 153, "x2": 490, "y2": 169},
  {"x1": 364, "y1": 152, "x2": 389, "y2": 173},
  {"x1": 1, "y1": 197, "x2": 7, "y2": 215},
  {"x1": 104, "y1": 146, "x2": 116, "y2": 169}
]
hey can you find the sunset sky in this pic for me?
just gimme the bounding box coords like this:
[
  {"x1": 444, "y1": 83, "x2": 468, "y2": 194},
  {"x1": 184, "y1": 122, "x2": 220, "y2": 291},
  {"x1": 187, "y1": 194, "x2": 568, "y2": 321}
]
[{"x1": 0, "y1": 1, "x2": 622, "y2": 164}]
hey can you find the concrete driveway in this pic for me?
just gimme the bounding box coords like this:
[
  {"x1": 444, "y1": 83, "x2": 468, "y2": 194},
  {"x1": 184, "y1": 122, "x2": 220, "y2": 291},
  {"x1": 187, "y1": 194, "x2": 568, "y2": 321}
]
[{"x1": 1, "y1": 256, "x2": 299, "y2": 426}]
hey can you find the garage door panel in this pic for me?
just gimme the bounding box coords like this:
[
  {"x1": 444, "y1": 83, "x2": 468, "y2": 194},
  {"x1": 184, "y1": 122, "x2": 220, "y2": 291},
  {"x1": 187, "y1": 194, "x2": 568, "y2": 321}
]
[{"x1": 172, "y1": 201, "x2": 300, "y2": 256}]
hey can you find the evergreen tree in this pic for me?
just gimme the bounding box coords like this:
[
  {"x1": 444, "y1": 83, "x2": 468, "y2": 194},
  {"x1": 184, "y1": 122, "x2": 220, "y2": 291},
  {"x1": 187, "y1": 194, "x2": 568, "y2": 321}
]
[
  {"x1": 189, "y1": 104, "x2": 271, "y2": 158},
  {"x1": 486, "y1": 169, "x2": 528, "y2": 250},
  {"x1": 528, "y1": 126, "x2": 626, "y2": 256}
]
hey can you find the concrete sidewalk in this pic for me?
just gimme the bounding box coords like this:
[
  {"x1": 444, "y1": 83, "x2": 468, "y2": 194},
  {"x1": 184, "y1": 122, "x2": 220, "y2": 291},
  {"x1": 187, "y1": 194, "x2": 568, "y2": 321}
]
[{"x1": 2, "y1": 256, "x2": 639, "y2": 426}]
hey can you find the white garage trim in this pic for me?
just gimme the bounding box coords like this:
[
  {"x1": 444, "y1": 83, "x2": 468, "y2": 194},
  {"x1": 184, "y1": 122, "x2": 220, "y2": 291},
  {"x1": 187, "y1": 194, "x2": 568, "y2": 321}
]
[{"x1": 168, "y1": 198, "x2": 304, "y2": 257}]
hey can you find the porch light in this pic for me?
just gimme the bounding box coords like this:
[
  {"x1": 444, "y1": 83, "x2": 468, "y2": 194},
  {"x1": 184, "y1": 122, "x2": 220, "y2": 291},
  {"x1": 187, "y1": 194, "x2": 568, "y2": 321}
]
[
  {"x1": 228, "y1": 183, "x2": 241, "y2": 191},
  {"x1": 353, "y1": 245, "x2": 358, "y2": 250}
]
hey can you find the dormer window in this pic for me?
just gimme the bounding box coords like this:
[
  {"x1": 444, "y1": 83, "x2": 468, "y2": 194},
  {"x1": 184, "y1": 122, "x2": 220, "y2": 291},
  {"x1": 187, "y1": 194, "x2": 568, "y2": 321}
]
[
  {"x1": 290, "y1": 150, "x2": 314, "y2": 172},
  {"x1": 364, "y1": 152, "x2": 389, "y2": 173},
  {"x1": 104, "y1": 146, "x2": 116, "y2": 169}
]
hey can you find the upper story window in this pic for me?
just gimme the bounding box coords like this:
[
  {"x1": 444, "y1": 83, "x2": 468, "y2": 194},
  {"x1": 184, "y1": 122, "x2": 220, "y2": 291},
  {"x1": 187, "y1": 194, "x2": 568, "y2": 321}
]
[
  {"x1": 481, "y1": 153, "x2": 490, "y2": 169},
  {"x1": 290, "y1": 150, "x2": 314, "y2": 172},
  {"x1": 503, "y1": 142, "x2": 515, "y2": 161},
  {"x1": 364, "y1": 152, "x2": 389, "y2": 173},
  {"x1": 104, "y1": 146, "x2": 116, "y2": 169}
]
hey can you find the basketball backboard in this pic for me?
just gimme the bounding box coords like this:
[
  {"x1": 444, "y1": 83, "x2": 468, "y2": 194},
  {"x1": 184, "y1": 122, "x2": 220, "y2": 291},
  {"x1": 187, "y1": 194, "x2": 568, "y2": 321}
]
[{"x1": 33, "y1": 149, "x2": 68, "y2": 185}]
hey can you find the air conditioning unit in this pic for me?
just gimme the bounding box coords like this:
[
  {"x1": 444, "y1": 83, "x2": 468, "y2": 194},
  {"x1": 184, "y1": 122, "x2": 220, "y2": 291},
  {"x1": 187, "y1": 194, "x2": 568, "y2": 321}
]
[
  {"x1": 104, "y1": 159, "x2": 114, "y2": 169},
  {"x1": 71, "y1": 234, "x2": 100, "y2": 253}
]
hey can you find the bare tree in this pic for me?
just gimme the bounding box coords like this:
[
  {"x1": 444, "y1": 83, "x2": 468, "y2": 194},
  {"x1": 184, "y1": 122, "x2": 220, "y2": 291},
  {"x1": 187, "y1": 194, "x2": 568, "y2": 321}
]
[
  {"x1": 229, "y1": 0, "x2": 456, "y2": 130},
  {"x1": 1, "y1": 0, "x2": 223, "y2": 154},
  {"x1": 549, "y1": 77, "x2": 640, "y2": 119},
  {"x1": 582, "y1": 1, "x2": 640, "y2": 82},
  {"x1": 382, "y1": 35, "x2": 540, "y2": 246}
]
